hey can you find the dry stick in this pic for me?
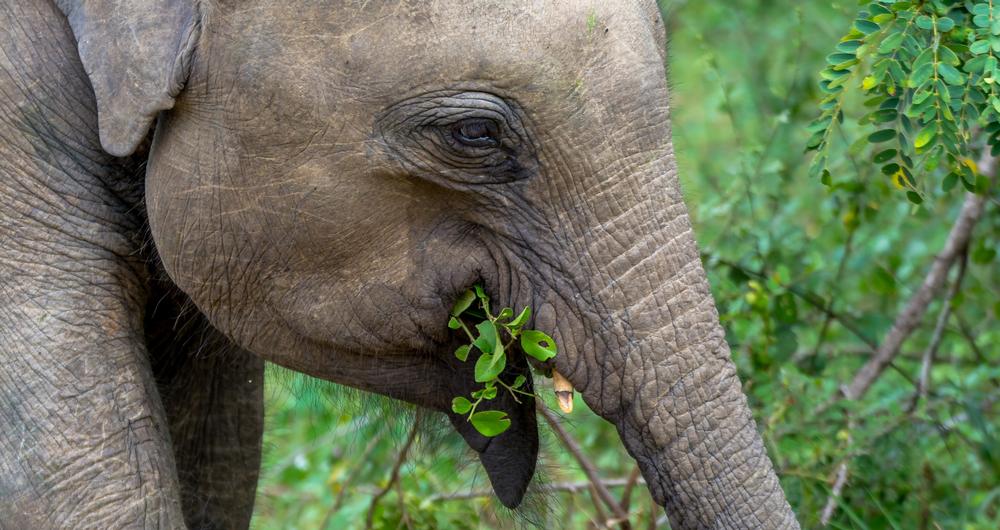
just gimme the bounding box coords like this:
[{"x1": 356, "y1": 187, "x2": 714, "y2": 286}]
[
  {"x1": 426, "y1": 477, "x2": 648, "y2": 501},
  {"x1": 321, "y1": 429, "x2": 387, "y2": 530},
  {"x1": 589, "y1": 483, "x2": 611, "y2": 526},
  {"x1": 819, "y1": 415, "x2": 854, "y2": 527},
  {"x1": 619, "y1": 465, "x2": 642, "y2": 515},
  {"x1": 907, "y1": 249, "x2": 969, "y2": 414},
  {"x1": 841, "y1": 151, "x2": 994, "y2": 401},
  {"x1": 365, "y1": 421, "x2": 420, "y2": 530},
  {"x1": 819, "y1": 459, "x2": 850, "y2": 527},
  {"x1": 394, "y1": 479, "x2": 413, "y2": 530},
  {"x1": 537, "y1": 403, "x2": 631, "y2": 527}
]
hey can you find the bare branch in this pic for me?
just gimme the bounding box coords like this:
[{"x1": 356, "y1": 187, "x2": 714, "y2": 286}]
[
  {"x1": 365, "y1": 420, "x2": 420, "y2": 530},
  {"x1": 425, "y1": 477, "x2": 648, "y2": 502},
  {"x1": 619, "y1": 465, "x2": 642, "y2": 514},
  {"x1": 394, "y1": 477, "x2": 413, "y2": 530},
  {"x1": 820, "y1": 415, "x2": 854, "y2": 527},
  {"x1": 537, "y1": 403, "x2": 631, "y2": 527},
  {"x1": 842, "y1": 152, "x2": 994, "y2": 400},
  {"x1": 819, "y1": 460, "x2": 850, "y2": 527},
  {"x1": 709, "y1": 256, "x2": 877, "y2": 348},
  {"x1": 907, "y1": 249, "x2": 969, "y2": 413}
]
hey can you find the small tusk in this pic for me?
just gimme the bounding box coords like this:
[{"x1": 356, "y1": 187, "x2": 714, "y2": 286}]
[{"x1": 552, "y1": 370, "x2": 574, "y2": 413}]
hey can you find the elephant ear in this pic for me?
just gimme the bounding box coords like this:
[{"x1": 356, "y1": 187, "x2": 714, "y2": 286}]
[{"x1": 56, "y1": 0, "x2": 200, "y2": 157}]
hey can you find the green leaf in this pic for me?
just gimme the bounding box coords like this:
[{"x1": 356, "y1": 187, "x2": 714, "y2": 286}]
[
  {"x1": 854, "y1": 19, "x2": 880, "y2": 34},
  {"x1": 874, "y1": 149, "x2": 897, "y2": 163},
  {"x1": 474, "y1": 352, "x2": 505, "y2": 383},
  {"x1": 450, "y1": 290, "x2": 477, "y2": 316},
  {"x1": 470, "y1": 411, "x2": 511, "y2": 437},
  {"x1": 942, "y1": 172, "x2": 959, "y2": 192},
  {"x1": 827, "y1": 52, "x2": 856, "y2": 65},
  {"x1": 508, "y1": 306, "x2": 531, "y2": 329},
  {"x1": 909, "y1": 63, "x2": 934, "y2": 86},
  {"x1": 905, "y1": 191, "x2": 924, "y2": 204},
  {"x1": 938, "y1": 46, "x2": 960, "y2": 67},
  {"x1": 878, "y1": 31, "x2": 905, "y2": 54},
  {"x1": 935, "y1": 17, "x2": 954, "y2": 32},
  {"x1": 473, "y1": 320, "x2": 498, "y2": 354},
  {"x1": 481, "y1": 385, "x2": 497, "y2": 400},
  {"x1": 837, "y1": 40, "x2": 863, "y2": 53},
  {"x1": 512, "y1": 375, "x2": 527, "y2": 389},
  {"x1": 868, "y1": 129, "x2": 897, "y2": 143},
  {"x1": 454, "y1": 344, "x2": 471, "y2": 362},
  {"x1": 871, "y1": 109, "x2": 898, "y2": 123},
  {"x1": 521, "y1": 330, "x2": 558, "y2": 362},
  {"x1": 971, "y1": 40, "x2": 991, "y2": 55},
  {"x1": 938, "y1": 63, "x2": 964, "y2": 86},
  {"x1": 473, "y1": 285, "x2": 487, "y2": 301},
  {"x1": 806, "y1": 130, "x2": 825, "y2": 150},
  {"x1": 448, "y1": 317, "x2": 462, "y2": 330},
  {"x1": 972, "y1": 245, "x2": 997, "y2": 264},
  {"x1": 452, "y1": 396, "x2": 472, "y2": 415},
  {"x1": 496, "y1": 307, "x2": 513, "y2": 320},
  {"x1": 915, "y1": 15, "x2": 934, "y2": 30},
  {"x1": 914, "y1": 127, "x2": 936, "y2": 149}
]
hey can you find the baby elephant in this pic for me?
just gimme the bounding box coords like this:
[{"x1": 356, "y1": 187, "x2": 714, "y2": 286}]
[{"x1": 0, "y1": 0, "x2": 798, "y2": 529}]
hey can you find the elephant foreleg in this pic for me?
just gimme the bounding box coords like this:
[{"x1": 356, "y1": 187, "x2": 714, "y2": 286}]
[
  {"x1": 147, "y1": 286, "x2": 264, "y2": 530},
  {"x1": 0, "y1": 1, "x2": 185, "y2": 527}
]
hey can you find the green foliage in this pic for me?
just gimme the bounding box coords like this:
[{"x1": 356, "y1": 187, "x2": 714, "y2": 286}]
[
  {"x1": 447, "y1": 286, "x2": 556, "y2": 437},
  {"x1": 809, "y1": 0, "x2": 1000, "y2": 200}
]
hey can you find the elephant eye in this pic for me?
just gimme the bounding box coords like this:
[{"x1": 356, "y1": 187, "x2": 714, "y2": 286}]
[{"x1": 451, "y1": 119, "x2": 500, "y2": 148}]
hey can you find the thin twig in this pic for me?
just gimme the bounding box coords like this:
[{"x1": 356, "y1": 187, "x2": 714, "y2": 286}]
[
  {"x1": 710, "y1": 256, "x2": 877, "y2": 348},
  {"x1": 365, "y1": 420, "x2": 420, "y2": 530},
  {"x1": 589, "y1": 483, "x2": 610, "y2": 526},
  {"x1": 425, "y1": 477, "x2": 648, "y2": 501},
  {"x1": 907, "y1": 248, "x2": 969, "y2": 413},
  {"x1": 842, "y1": 149, "x2": 991, "y2": 400},
  {"x1": 820, "y1": 414, "x2": 854, "y2": 527},
  {"x1": 811, "y1": 227, "x2": 858, "y2": 359},
  {"x1": 321, "y1": 429, "x2": 387, "y2": 530},
  {"x1": 394, "y1": 478, "x2": 412, "y2": 530},
  {"x1": 619, "y1": 465, "x2": 642, "y2": 514},
  {"x1": 819, "y1": 460, "x2": 850, "y2": 526},
  {"x1": 537, "y1": 403, "x2": 631, "y2": 527}
]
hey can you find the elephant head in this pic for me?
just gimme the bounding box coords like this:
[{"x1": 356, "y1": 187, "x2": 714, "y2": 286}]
[{"x1": 47, "y1": 0, "x2": 798, "y2": 527}]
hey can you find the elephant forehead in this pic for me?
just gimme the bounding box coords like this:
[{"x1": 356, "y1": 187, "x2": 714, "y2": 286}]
[{"x1": 209, "y1": 0, "x2": 662, "y2": 110}]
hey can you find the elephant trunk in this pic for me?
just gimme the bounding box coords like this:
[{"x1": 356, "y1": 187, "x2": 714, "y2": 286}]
[
  {"x1": 539, "y1": 153, "x2": 799, "y2": 529},
  {"x1": 613, "y1": 326, "x2": 797, "y2": 529}
]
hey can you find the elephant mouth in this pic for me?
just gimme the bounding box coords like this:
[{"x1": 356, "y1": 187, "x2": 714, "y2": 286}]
[{"x1": 442, "y1": 335, "x2": 539, "y2": 508}]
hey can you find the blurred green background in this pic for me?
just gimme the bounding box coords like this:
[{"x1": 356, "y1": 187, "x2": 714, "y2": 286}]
[{"x1": 250, "y1": 1, "x2": 1000, "y2": 528}]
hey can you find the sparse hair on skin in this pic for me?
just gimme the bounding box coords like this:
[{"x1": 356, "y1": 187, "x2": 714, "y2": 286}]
[{"x1": 257, "y1": 367, "x2": 564, "y2": 527}]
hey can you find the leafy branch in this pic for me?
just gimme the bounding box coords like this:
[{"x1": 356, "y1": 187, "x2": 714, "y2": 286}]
[
  {"x1": 809, "y1": 0, "x2": 998, "y2": 200},
  {"x1": 447, "y1": 285, "x2": 557, "y2": 437}
]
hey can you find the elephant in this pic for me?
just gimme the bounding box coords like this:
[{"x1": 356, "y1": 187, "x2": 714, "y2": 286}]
[{"x1": 0, "y1": 0, "x2": 800, "y2": 528}]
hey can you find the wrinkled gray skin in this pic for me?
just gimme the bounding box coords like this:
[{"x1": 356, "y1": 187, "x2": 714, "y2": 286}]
[{"x1": 0, "y1": 0, "x2": 800, "y2": 528}]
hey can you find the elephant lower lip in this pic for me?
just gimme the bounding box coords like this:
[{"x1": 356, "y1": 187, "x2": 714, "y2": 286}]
[
  {"x1": 448, "y1": 398, "x2": 539, "y2": 509},
  {"x1": 479, "y1": 434, "x2": 535, "y2": 508}
]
